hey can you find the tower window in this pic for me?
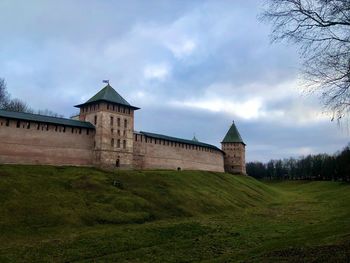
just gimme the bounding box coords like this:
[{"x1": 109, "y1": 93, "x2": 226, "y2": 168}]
[
  {"x1": 117, "y1": 118, "x2": 120, "y2": 127},
  {"x1": 16, "y1": 121, "x2": 20, "y2": 128},
  {"x1": 110, "y1": 116, "x2": 114, "y2": 126},
  {"x1": 111, "y1": 138, "x2": 114, "y2": 147},
  {"x1": 94, "y1": 115, "x2": 97, "y2": 125},
  {"x1": 123, "y1": 140, "x2": 126, "y2": 149},
  {"x1": 5, "y1": 119, "x2": 9, "y2": 126},
  {"x1": 124, "y1": 119, "x2": 127, "y2": 128},
  {"x1": 117, "y1": 139, "x2": 120, "y2": 148}
]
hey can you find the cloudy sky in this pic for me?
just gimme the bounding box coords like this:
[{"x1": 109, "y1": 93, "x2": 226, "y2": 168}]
[{"x1": 0, "y1": 0, "x2": 348, "y2": 161}]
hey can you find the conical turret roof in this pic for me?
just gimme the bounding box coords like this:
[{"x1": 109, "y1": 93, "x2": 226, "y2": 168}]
[
  {"x1": 75, "y1": 84, "x2": 139, "y2": 109},
  {"x1": 222, "y1": 121, "x2": 245, "y2": 145}
]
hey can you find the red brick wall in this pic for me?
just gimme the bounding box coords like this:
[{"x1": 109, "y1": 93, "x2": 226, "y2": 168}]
[
  {"x1": 133, "y1": 133, "x2": 224, "y2": 172},
  {"x1": 0, "y1": 118, "x2": 94, "y2": 166}
]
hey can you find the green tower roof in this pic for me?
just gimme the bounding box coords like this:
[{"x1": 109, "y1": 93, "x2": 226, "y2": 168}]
[
  {"x1": 75, "y1": 84, "x2": 140, "y2": 110},
  {"x1": 222, "y1": 121, "x2": 245, "y2": 145}
]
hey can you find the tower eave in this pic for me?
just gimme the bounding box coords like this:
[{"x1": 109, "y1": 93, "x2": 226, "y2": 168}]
[
  {"x1": 74, "y1": 100, "x2": 140, "y2": 110},
  {"x1": 221, "y1": 141, "x2": 246, "y2": 146}
]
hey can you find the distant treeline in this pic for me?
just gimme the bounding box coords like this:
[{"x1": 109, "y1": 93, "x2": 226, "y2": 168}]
[{"x1": 246, "y1": 144, "x2": 350, "y2": 181}]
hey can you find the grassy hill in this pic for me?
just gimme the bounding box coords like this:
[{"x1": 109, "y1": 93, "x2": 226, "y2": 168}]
[{"x1": 0, "y1": 165, "x2": 349, "y2": 262}]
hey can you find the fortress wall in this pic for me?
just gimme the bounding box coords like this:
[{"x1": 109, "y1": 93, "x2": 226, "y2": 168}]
[
  {"x1": 0, "y1": 117, "x2": 94, "y2": 166},
  {"x1": 133, "y1": 133, "x2": 224, "y2": 172}
]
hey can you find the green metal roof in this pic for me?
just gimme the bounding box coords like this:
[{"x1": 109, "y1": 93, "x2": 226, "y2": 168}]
[
  {"x1": 222, "y1": 121, "x2": 245, "y2": 145},
  {"x1": 140, "y1": 131, "x2": 223, "y2": 152},
  {"x1": 75, "y1": 84, "x2": 140, "y2": 109},
  {"x1": 0, "y1": 109, "x2": 95, "y2": 129}
]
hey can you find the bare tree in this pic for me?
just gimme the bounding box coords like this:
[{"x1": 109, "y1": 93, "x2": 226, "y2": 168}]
[
  {"x1": 5, "y1": 98, "x2": 33, "y2": 113},
  {"x1": 0, "y1": 78, "x2": 9, "y2": 109},
  {"x1": 37, "y1": 109, "x2": 64, "y2": 118},
  {"x1": 261, "y1": 0, "x2": 350, "y2": 120}
]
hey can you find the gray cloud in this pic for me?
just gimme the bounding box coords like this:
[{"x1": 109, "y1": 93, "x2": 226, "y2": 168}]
[{"x1": 0, "y1": 0, "x2": 348, "y2": 162}]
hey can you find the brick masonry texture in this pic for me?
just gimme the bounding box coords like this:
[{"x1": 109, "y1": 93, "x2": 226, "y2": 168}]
[
  {"x1": 0, "y1": 117, "x2": 94, "y2": 166},
  {"x1": 133, "y1": 134, "x2": 225, "y2": 172}
]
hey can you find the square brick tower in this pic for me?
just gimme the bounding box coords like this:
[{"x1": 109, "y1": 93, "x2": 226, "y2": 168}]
[
  {"x1": 75, "y1": 84, "x2": 139, "y2": 169},
  {"x1": 221, "y1": 121, "x2": 246, "y2": 175}
]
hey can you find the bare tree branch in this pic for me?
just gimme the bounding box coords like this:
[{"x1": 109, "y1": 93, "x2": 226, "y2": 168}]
[{"x1": 261, "y1": 0, "x2": 350, "y2": 120}]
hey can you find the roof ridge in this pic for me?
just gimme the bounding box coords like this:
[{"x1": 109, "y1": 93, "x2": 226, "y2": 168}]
[
  {"x1": 140, "y1": 130, "x2": 222, "y2": 151},
  {"x1": 0, "y1": 109, "x2": 94, "y2": 128},
  {"x1": 0, "y1": 109, "x2": 90, "y2": 124}
]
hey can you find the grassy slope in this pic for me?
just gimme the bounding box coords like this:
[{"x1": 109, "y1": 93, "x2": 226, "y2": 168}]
[{"x1": 0, "y1": 165, "x2": 349, "y2": 262}]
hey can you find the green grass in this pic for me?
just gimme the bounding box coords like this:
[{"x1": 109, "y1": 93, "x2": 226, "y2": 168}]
[{"x1": 0, "y1": 165, "x2": 349, "y2": 262}]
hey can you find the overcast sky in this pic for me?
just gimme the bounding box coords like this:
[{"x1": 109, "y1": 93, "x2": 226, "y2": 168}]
[{"x1": 0, "y1": 0, "x2": 348, "y2": 161}]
